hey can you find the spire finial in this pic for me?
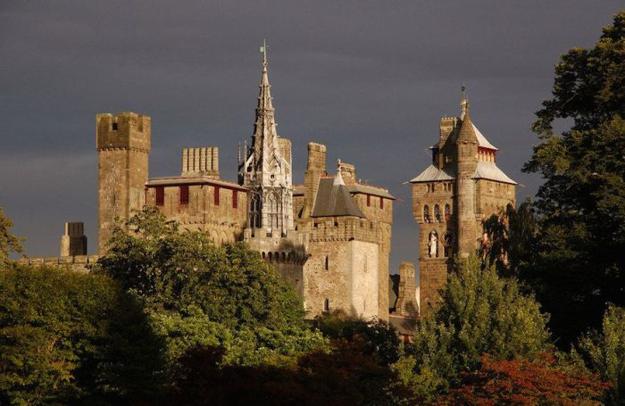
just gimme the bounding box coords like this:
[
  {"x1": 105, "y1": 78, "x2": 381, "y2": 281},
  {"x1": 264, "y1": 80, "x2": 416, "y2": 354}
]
[
  {"x1": 460, "y1": 85, "x2": 469, "y2": 119},
  {"x1": 260, "y1": 39, "x2": 268, "y2": 68}
]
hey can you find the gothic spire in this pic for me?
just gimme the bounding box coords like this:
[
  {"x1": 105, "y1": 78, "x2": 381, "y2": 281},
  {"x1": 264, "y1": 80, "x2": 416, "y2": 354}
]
[{"x1": 251, "y1": 40, "x2": 279, "y2": 165}]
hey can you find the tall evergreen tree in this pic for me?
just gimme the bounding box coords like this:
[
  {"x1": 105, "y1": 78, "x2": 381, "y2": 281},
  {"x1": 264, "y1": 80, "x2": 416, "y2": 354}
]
[{"x1": 523, "y1": 11, "x2": 625, "y2": 345}]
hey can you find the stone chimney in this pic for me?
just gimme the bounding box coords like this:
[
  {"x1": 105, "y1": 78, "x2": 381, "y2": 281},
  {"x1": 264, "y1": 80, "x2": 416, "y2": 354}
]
[
  {"x1": 181, "y1": 147, "x2": 219, "y2": 178},
  {"x1": 60, "y1": 222, "x2": 87, "y2": 257}
]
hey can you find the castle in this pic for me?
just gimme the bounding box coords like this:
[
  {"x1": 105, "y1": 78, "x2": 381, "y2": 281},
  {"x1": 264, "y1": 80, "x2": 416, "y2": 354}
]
[
  {"x1": 20, "y1": 48, "x2": 516, "y2": 325},
  {"x1": 409, "y1": 95, "x2": 516, "y2": 314}
]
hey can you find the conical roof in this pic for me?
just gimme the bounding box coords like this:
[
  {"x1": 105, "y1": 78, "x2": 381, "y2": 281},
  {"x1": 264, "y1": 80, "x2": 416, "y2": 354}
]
[{"x1": 457, "y1": 110, "x2": 478, "y2": 143}]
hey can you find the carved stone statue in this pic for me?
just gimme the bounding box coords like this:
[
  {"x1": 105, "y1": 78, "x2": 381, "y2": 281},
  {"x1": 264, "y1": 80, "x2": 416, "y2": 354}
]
[{"x1": 428, "y1": 231, "x2": 438, "y2": 258}]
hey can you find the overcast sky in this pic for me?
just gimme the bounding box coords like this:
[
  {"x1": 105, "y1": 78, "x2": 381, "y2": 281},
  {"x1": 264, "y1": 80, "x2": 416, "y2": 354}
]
[{"x1": 1, "y1": 1, "x2": 623, "y2": 272}]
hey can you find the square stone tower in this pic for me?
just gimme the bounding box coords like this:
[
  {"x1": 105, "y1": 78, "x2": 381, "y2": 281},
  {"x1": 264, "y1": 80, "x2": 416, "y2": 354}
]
[
  {"x1": 96, "y1": 112, "x2": 151, "y2": 254},
  {"x1": 409, "y1": 98, "x2": 516, "y2": 314}
]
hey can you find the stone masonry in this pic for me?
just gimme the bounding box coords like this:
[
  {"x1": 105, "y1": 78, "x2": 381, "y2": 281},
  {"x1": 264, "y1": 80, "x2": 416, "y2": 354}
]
[{"x1": 410, "y1": 96, "x2": 516, "y2": 315}]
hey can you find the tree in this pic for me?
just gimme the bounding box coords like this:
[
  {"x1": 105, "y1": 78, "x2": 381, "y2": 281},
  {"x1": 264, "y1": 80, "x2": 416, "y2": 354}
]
[
  {"x1": 0, "y1": 207, "x2": 22, "y2": 267},
  {"x1": 576, "y1": 305, "x2": 625, "y2": 404},
  {"x1": 95, "y1": 207, "x2": 305, "y2": 331},
  {"x1": 396, "y1": 257, "x2": 551, "y2": 398},
  {"x1": 0, "y1": 265, "x2": 164, "y2": 405},
  {"x1": 481, "y1": 201, "x2": 539, "y2": 278},
  {"x1": 523, "y1": 11, "x2": 625, "y2": 345},
  {"x1": 440, "y1": 354, "x2": 608, "y2": 405},
  {"x1": 312, "y1": 310, "x2": 401, "y2": 366}
]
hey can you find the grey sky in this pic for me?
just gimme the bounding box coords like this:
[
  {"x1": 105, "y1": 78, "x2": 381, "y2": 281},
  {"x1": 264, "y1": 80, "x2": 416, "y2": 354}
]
[{"x1": 1, "y1": 1, "x2": 622, "y2": 272}]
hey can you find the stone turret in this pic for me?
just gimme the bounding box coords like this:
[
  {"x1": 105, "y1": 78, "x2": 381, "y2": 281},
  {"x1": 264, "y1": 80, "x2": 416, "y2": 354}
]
[
  {"x1": 96, "y1": 112, "x2": 151, "y2": 254},
  {"x1": 455, "y1": 102, "x2": 479, "y2": 257},
  {"x1": 410, "y1": 93, "x2": 516, "y2": 313},
  {"x1": 303, "y1": 142, "x2": 327, "y2": 218}
]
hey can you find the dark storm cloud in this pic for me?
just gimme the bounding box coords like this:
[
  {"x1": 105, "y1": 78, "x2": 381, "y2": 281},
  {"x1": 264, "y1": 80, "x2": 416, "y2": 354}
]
[{"x1": 1, "y1": 0, "x2": 623, "y2": 272}]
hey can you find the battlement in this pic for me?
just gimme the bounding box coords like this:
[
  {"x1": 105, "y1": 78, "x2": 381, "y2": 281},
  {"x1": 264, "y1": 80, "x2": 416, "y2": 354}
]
[
  {"x1": 439, "y1": 116, "x2": 458, "y2": 144},
  {"x1": 18, "y1": 255, "x2": 100, "y2": 272},
  {"x1": 309, "y1": 217, "x2": 379, "y2": 243},
  {"x1": 96, "y1": 112, "x2": 151, "y2": 152},
  {"x1": 181, "y1": 147, "x2": 219, "y2": 178}
]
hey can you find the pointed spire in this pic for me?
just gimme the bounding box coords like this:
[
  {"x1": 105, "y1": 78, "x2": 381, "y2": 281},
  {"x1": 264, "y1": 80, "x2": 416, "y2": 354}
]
[{"x1": 460, "y1": 85, "x2": 469, "y2": 120}]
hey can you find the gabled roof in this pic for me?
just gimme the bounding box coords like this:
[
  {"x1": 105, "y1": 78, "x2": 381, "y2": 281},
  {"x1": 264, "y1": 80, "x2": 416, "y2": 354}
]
[
  {"x1": 409, "y1": 165, "x2": 454, "y2": 183},
  {"x1": 311, "y1": 177, "x2": 364, "y2": 218},
  {"x1": 473, "y1": 161, "x2": 517, "y2": 184}
]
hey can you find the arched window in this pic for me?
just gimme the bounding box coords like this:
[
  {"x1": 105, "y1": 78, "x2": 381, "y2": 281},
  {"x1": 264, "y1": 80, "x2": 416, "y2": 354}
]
[
  {"x1": 444, "y1": 234, "x2": 453, "y2": 257},
  {"x1": 268, "y1": 252, "x2": 273, "y2": 261},
  {"x1": 423, "y1": 205, "x2": 431, "y2": 223},
  {"x1": 444, "y1": 204, "x2": 451, "y2": 222},
  {"x1": 428, "y1": 230, "x2": 438, "y2": 258},
  {"x1": 434, "y1": 204, "x2": 442, "y2": 222},
  {"x1": 323, "y1": 298, "x2": 330, "y2": 313}
]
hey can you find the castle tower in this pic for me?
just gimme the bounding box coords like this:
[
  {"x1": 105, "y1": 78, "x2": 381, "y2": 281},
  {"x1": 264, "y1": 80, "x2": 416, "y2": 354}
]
[
  {"x1": 239, "y1": 41, "x2": 293, "y2": 237},
  {"x1": 410, "y1": 94, "x2": 516, "y2": 313},
  {"x1": 96, "y1": 112, "x2": 151, "y2": 254},
  {"x1": 455, "y1": 103, "x2": 479, "y2": 257}
]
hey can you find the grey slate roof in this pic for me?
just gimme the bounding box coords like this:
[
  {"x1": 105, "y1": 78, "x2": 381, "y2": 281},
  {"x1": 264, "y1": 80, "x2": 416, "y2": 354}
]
[
  {"x1": 311, "y1": 177, "x2": 365, "y2": 218},
  {"x1": 473, "y1": 161, "x2": 517, "y2": 184},
  {"x1": 409, "y1": 165, "x2": 455, "y2": 183},
  {"x1": 347, "y1": 184, "x2": 395, "y2": 199}
]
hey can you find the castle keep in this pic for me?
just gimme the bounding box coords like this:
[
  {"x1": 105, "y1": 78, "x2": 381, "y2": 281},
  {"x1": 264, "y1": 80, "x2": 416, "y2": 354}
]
[{"x1": 409, "y1": 96, "x2": 516, "y2": 313}]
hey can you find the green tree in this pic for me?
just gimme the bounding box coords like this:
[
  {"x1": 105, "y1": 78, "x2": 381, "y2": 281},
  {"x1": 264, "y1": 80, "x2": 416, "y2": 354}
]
[
  {"x1": 523, "y1": 11, "x2": 625, "y2": 345},
  {"x1": 396, "y1": 257, "x2": 552, "y2": 398},
  {"x1": 0, "y1": 265, "x2": 164, "y2": 405},
  {"x1": 95, "y1": 207, "x2": 304, "y2": 331},
  {"x1": 312, "y1": 310, "x2": 401, "y2": 366},
  {"x1": 0, "y1": 207, "x2": 22, "y2": 267},
  {"x1": 481, "y1": 201, "x2": 539, "y2": 278},
  {"x1": 576, "y1": 305, "x2": 625, "y2": 404}
]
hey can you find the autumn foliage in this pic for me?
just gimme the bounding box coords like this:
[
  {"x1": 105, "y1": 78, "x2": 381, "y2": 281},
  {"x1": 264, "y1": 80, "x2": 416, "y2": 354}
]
[{"x1": 439, "y1": 354, "x2": 609, "y2": 405}]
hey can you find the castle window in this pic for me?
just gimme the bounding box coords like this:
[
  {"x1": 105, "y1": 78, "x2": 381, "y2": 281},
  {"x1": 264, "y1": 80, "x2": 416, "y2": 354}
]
[
  {"x1": 112, "y1": 122, "x2": 118, "y2": 131},
  {"x1": 155, "y1": 186, "x2": 164, "y2": 206},
  {"x1": 324, "y1": 298, "x2": 330, "y2": 313},
  {"x1": 324, "y1": 255, "x2": 329, "y2": 271},
  {"x1": 445, "y1": 204, "x2": 451, "y2": 222},
  {"x1": 214, "y1": 186, "x2": 220, "y2": 206},
  {"x1": 232, "y1": 190, "x2": 238, "y2": 209},
  {"x1": 380, "y1": 197, "x2": 384, "y2": 209},
  {"x1": 367, "y1": 194, "x2": 371, "y2": 207},
  {"x1": 444, "y1": 234, "x2": 453, "y2": 257},
  {"x1": 423, "y1": 205, "x2": 431, "y2": 223},
  {"x1": 434, "y1": 204, "x2": 442, "y2": 222},
  {"x1": 179, "y1": 185, "x2": 189, "y2": 205}
]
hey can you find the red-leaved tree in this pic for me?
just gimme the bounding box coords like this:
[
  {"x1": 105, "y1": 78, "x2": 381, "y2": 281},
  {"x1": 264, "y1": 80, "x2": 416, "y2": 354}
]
[{"x1": 438, "y1": 354, "x2": 609, "y2": 405}]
